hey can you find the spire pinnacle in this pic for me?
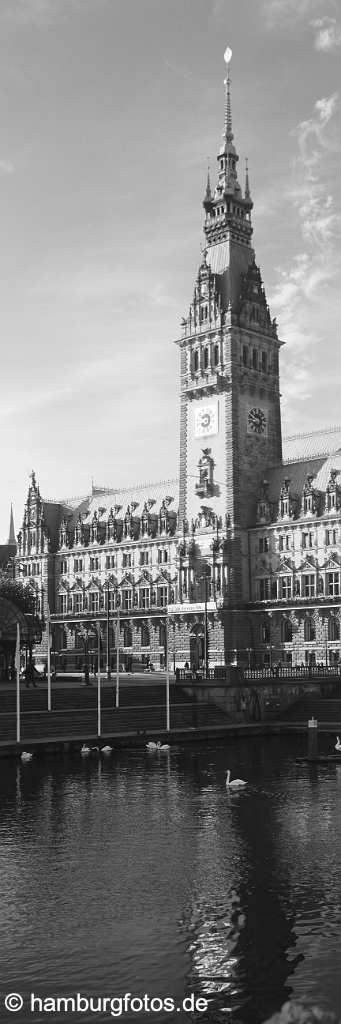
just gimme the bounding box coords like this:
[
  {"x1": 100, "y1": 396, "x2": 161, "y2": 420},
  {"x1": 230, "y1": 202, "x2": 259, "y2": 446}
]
[
  {"x1": 223, "y1": 64, "x2": 233, "y2": 143},
  {"x1": 8, "y1": 503, "x2": 16, "y2": 546},
  {"x1": 245, "y1": 157, "x2": 250, "y2": 199}
]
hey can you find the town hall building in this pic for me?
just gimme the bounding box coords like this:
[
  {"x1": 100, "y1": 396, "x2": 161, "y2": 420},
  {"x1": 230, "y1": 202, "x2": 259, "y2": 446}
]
[{"x1": 15, "y1": 55, "x2": 341, "y2": 673}]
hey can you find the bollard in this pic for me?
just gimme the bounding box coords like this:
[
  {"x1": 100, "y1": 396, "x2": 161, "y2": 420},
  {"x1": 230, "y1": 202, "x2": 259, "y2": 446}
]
[{"x1": 307, "y1": 717, "x2": 318, "y2": 760}]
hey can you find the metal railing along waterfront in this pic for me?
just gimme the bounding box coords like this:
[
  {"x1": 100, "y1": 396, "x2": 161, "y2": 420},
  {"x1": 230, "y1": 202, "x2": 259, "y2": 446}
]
[{"x1": 177, "y1": 664, "x2": 341, "y2": 685}]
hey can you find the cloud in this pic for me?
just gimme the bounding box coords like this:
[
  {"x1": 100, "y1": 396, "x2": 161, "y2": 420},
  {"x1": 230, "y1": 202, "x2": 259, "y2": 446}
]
[
  {"x1": 0, "y1": 159, "x2": 14, "y2": 174},
  {"x1": 270, "y1": 93, "x2": 341, "y2": 412},
  {"x1": 311, "y1": 16, "x2": 341, "y2": 50},
  {"x1": 262, "y1": 0, "x2": 334, "y2": 29}
]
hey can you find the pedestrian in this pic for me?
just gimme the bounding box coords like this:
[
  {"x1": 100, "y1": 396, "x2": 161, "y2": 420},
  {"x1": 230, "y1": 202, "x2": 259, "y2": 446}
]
[
  {"x1": 25, "y1": 661, "x2": 37, "y2": 689},
  {"x1": 83, "y1": 663, "x2": 90, "y2": 686}
]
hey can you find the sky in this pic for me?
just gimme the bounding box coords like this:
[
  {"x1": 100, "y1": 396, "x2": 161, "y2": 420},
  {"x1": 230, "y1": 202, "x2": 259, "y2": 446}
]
[{"x1": 0, "y1": 0, "x2": 340, "y2": 541}]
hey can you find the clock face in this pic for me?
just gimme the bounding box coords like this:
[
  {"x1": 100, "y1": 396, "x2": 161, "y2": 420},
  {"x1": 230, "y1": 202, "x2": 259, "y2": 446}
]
[
  {"x1": 194, "y1": 405, "x2": 218, "y2": 438},
  {"x1": 247, "y1": 407, "x2": 267, "y2": 435}
]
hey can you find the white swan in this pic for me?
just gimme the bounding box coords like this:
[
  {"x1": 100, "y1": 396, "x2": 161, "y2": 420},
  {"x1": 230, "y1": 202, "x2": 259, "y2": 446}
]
[
  {"x1": 81, "y1": 744, "x2": 91, "y2": 756},
  {"x1": 335, "y1": 736, "x2": 341, "y2": 752},
  {"x1": 146, "y1": 741, "x2": 158, "y2": 750},
  {"x1": 158, "y1": 743, "x2": 170, "y2": 751},
  {"x1": 20, "y1": 751, "x2": 33, "y2": 762},
  {"x1": 226, "y1": 769, "x2": 247, "y2": 789},
  {"x1": 101, "y1": 745, "x2": 113, "y2": 754}
]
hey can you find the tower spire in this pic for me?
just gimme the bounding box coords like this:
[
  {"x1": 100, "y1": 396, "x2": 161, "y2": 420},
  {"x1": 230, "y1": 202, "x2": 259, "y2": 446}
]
[
  {"x1": 205, "y1": 161, "x2": 212, "y2": 202},
  {"x1": 223, "y1": 62, "x2": 233, "y2": 144},
  {"x1": 245, "y1": 157, "x2": 251, "y2": 199},
  {"x1": 8, "y1": 503, "x2": 16, "y2": 546}
]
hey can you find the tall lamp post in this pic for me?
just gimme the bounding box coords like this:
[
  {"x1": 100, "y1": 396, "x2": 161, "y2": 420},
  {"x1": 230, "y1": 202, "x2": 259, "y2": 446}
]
[
  {"x1": 197, "y1": 568, "x2": 210, "y2": 678},
  {"x1": 115, "y1": 595, "x2": 121, "y2": 709},
  {"x1": 106, "y1": 579, "x2": 111, "y2": 680}
]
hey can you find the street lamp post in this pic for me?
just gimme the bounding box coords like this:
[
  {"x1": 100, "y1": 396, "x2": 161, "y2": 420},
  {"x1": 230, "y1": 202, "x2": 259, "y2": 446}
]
[
  {"x1": 97, "y1": 623, "x2": 101, "y2": 736},
  {"x1": 115, "y1": 597, "x2": 120, "y2": 709},
  {"x1": 166, "y1": 608, "x2": 170, "y2": 732},
  {"x1": 106, "y1": 580, "x2": 111, "y2": 680}
]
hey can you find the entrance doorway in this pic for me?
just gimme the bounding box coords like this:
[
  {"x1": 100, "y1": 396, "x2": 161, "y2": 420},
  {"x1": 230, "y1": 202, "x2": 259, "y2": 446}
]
[{"x1": 189, "y1": 623, "x2": 204, "y2": 671}]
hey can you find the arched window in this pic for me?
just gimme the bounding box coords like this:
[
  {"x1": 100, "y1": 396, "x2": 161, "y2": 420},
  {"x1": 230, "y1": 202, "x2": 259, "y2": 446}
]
[
  {"x1": 261, "y1": 621, "x2": 270, "y2": 644},
  {"x1": 123, "y1": 623, "x2": 132, "y2": 647},
  {"x1": 304, "y1": 617, "x2": 316, "y2": 642},
  {"x1": 281, "y1": 618, "x2": 293, "y2": 643},
  {"x1": 141, "y1": 622, "x2": 150, "y2": 647},
  {"x1": 203, "y1": 347, "x2": 209, "y2": 370},
  {"x1": 328, "y1": 616, "x2": 340, "y2": 642},
  {"x1": 194, "y1": 350, "x2": 199, "y2": 372}
]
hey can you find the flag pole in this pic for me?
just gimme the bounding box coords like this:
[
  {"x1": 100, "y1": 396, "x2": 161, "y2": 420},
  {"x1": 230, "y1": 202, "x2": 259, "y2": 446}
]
[
  {"x1": 97, "y1": 624, "x2": 101, "y2": 737},
  {"x1": 47, "y1": 605, "x2": 51, "y2": 712},
  {"x1": 116, "y1": 602, "x2": 120, "y2": 709},
  {"x1": 15, "y1": 623, "x2": 21, "y2": 744},
  {"x1": 166, "y1": 609, "x2": 170, "y2": 732}
]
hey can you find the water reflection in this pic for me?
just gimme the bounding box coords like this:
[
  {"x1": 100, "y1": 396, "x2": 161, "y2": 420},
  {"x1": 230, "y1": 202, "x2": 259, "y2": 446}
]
[{"x1": 0, "y1": 740, "x2": 341, "y2": 1022}]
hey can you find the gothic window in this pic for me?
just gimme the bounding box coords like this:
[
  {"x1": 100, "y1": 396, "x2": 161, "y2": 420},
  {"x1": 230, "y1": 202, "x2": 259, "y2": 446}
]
[
  {"x1": 259, "y1": 537, "x2": 269, "y2": 553},
  {"x1": 242, "y1": 345, "x2": 248, "y2": 367},
  {"x1": 123, "y1": 623, "x2": 132, "y2": 647},
  {"x1": 252, "y1": 348, "x2": 258, "y2": 370},
  {"x1": 139, "y1": 588, "x2": 150, "y2": 610},
  {"x1": 158, "y1": 586, "x2": 168, "y2": 607},
  {"x1": 106, "y1": 554, "x2": 115, "y2": 569},
  {"x1": 158, "y1": 549, "x2": 168, "y2": 564},
  {"x1": 328, "y1": 616, "x2": 340, "y2": 641},
  {"x1": 325, "y1": 529, "x2": 337, "y2": 546},
  {"x1": 203, "y1": 347, "x2": 209, "y2": 369},
  {"x1": 122, "y1": 589, "x2": 133, "y2": 611},
  {"x1": 141, "y1": 623, "x2": 150, "y2": 647},
  {"x1": 327, "y1": 571, "x2": 340, "y2": 597},
  {"x1": 74, "y1": 593, "x2": 83, "y2": 614},
  {"x1": 122, "y1": 553, "x2": 132, "y2": 568},
  {"x1": 281, "y1": 619, "x2": 293, "y2": 643},
  {"x1": 259, "y1": 579, "x2": 270, "y2": 601},
  {"x1": 280, "y1": 576, "x2": 292, "y2": 600},
  {"x1": 304, "y1": 617, "x2": 316, "y2": 642},
  {"x1": 139, "y1": 551, "x2": 149, "y2": 566},
  {"x1": 89, "y1": 592, "x2": 99, "y2": 613},
  {"x1": 302, "y1": 532, "x2": 313, "y2": 549},
  {"x1": 214, "y1": 344, "x2": 219, "y2": 366},
  {"x1": 261, "y1": 351, "x2": 267, "y2": 372},
  {"x1": 74, "y1": 558, "x2": 83, "y2": 573},
  {"x1": 59, "y1": 594, "x2": 67, "y2": 615},
  {"x1": 302, "y1": 574, "x2": 315, "y2": 598},
  {"x1": 60, "y1": 558, "x2": 68, "y2": 575},
  {"x1": 90, "y1": 556, "x2": 99, "y2": 572},
  {"x1": 278, "y1": 536, "x2": 284, "y2": 551},
  {"x1": 261, "y1": 621, "x2": 270, "y2": 643},
  {"x1": 194, "y1": 350, "x2": 199, "y2": 372}
]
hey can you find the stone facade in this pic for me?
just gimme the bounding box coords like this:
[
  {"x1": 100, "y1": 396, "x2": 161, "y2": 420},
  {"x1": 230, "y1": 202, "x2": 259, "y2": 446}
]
[{"x1": 14, "y1": 56, "x2": 341, "y2": 672}]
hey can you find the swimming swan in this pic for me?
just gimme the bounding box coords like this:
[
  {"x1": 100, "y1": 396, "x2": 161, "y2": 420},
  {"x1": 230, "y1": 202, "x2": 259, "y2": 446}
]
[
  {"x1": 101, "y1": 745, "x2": 113, "y2": 754},
  {"x1": 146, "y1": 740, "x2": 170, "y2": 751},
  {"x1": 20, "y1": 751, "x2": 33, "y2": 762},
  {"x1": 335, "y1": 736, "x2": 341, "y2": 752},
  {"x1": 81, "y1": 744, "x2": 91, "y2": 756},
  {"x1": 226, "y1": 770, "x2": 247, "y2": 789},
  {"x1": 158, "y1": 743, "x2": 170, "y2": 751}
]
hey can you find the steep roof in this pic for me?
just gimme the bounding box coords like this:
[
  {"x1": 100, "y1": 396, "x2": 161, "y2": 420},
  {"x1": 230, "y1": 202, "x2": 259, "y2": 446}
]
[{"x1": 282, "y1": 426, "x2": 341, "y2": 464}]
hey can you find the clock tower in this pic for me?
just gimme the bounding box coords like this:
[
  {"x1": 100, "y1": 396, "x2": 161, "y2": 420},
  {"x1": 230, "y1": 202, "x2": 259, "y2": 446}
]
[{"x1": 176, "y1": 52, "x2": 282, "y2": 553}]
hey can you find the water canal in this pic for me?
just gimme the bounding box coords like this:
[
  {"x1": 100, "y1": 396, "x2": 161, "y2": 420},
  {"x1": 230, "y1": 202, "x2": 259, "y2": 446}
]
[{"x1": 1, "y1": 736, "x2": 341, "y2": 1024}]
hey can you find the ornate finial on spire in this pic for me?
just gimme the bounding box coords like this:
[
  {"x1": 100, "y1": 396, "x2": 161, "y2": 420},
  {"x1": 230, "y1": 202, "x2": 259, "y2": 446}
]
[
  {"x1": 245, "y1": 157, "x2": 250, "y2": 199},
  {"x1": 223, "y1": 46, "x2": 233, "y2": 143}
]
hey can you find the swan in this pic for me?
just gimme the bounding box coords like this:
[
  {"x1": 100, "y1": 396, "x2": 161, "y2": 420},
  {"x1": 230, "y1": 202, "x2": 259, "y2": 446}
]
[
  {"x1": 146, "y1": 741, "x2": 158, "y2": 750},
  {"x1": 226, "y1": 770, "x2": 247, "y2": 789},
  {"x1": 335, "y1": 736, "x2": 341, "y2": 752},
  {"x1": 91, "y1": 746, "x2": 100, "y2": 754},
  {"x1": 20, "y1": 751, "x2": 33, "y2": 762},
  {"x1": 158, "y1": 742, "x2": 170, "y2": 751},
  {"x1": 101, "y1": 745, "x2": 113, "y2": 754},
  {"x1": 81, "y1": 744, "x2": 91, "y2": 756}
]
